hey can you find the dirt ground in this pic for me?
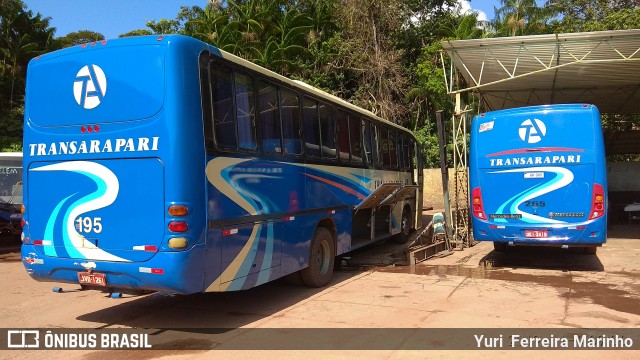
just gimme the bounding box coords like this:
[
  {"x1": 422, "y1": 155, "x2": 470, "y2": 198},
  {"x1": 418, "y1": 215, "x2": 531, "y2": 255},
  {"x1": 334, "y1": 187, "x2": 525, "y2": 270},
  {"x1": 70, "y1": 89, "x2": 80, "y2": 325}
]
[{"x1": 0, "y1": 221, "x2": 639, "y2": 359}]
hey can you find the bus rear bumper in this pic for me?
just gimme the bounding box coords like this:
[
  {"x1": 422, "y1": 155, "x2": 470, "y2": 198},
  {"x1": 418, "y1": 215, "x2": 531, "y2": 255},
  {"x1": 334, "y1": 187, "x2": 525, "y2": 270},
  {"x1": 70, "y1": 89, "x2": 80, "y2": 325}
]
[
  {"x1": 21, "y1": 243, "x2": 206, "y2": 294},
  {"x1": 471, "y1": 220, "x2": 606, "y2": 246}
]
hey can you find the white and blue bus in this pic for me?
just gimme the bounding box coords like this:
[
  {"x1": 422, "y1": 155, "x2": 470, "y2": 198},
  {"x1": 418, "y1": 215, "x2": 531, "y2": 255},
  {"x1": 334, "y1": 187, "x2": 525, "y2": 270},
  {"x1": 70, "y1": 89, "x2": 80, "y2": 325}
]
[
  {"x1": 470, "y1": 104, "x2": 607, "y2": 254},
  {"x1": 0, "y1": 152, "x2": 23, "y2": 237},
  {"x1": 21, "y1": 35, "x2": 422, "y2": 294}
]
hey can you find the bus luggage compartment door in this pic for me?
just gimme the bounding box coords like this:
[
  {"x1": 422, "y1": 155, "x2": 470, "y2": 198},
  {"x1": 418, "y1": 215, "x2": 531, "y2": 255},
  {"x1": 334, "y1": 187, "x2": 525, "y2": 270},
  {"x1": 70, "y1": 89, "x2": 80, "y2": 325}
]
[
  {"x1": 27, "y1": 159, "x2": 164, "y2": 262},
  {"x1": 479, "y1": 164, "x2": 593, "y2": 225}
]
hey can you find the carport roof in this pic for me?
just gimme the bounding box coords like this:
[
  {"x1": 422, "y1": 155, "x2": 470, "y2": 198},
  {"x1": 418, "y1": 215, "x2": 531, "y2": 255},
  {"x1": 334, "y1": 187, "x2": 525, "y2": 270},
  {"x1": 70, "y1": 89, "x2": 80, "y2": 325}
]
[
  {"x1": 441, "y1": 29, "x2": 640, "y2": 114},
  {"x1": 441, "y1": 29, "x2": 640, "y2": 155}
]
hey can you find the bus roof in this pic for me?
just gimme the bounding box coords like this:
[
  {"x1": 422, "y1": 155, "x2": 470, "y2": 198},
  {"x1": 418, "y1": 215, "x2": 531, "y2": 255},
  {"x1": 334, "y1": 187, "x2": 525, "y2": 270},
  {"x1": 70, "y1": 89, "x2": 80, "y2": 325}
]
[{"x1": 31, "y1": 34, "x2": 413, "y2": 137}]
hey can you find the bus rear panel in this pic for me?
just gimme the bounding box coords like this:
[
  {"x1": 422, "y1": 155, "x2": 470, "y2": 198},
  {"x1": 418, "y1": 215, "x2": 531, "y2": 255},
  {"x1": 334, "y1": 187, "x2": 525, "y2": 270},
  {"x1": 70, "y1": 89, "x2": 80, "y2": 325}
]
[
  {"x1": 469, "y1": 104, "x2": 607, "y2": 249},
  {"x1": 22, "y1": 36, "x2": 208, "y2": 294}
]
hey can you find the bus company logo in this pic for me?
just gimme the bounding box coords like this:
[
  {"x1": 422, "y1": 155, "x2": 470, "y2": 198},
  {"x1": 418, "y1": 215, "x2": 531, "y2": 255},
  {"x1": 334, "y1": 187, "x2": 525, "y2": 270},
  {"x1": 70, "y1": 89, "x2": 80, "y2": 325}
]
[
  {"x1": 73, "y1": 65, "x2": 107, "y2": 110},
  {"x1": 518, "y1": 118, "x2": 546, "y2": 144}
]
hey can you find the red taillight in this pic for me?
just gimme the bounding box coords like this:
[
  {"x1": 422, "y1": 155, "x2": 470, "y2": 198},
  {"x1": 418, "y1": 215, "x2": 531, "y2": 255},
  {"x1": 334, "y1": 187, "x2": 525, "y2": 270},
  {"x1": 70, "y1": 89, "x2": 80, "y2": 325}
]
[
  {"x1": 472, "y1": 187, "x2": 487, "y2": 220},
  {"x1": 588, "y1": 184, "x2": 605, "y2": 220},
  {"x1": 168, "y1": 221, "x2": 188, "y2": 232}
]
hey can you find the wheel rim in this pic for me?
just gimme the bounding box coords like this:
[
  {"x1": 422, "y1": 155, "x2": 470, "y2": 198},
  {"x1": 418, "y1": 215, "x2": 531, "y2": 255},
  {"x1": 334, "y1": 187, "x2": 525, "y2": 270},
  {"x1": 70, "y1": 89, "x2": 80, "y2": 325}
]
[{"x1": 315, "y1": 240, "x2": 330, "y2": 275}]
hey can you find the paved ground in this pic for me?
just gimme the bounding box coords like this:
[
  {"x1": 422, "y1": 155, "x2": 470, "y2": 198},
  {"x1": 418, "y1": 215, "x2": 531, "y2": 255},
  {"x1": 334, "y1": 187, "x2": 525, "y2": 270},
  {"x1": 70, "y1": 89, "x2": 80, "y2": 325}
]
[{"x1": 0, "y1": 222, "x2": 639, "y2": 359}]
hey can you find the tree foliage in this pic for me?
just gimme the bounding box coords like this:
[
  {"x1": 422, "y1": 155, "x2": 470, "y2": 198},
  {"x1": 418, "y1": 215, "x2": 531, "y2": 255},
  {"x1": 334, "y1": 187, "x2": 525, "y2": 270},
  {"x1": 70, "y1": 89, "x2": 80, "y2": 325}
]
[
  {"x1": 1, "y1": 0, "x2": 638, "y2": 162},
  {"x1": 548, "y1": 0, "x2": 640, "y2": 32},
  {"x1": 57, "y1": 30, "x2": 104, "y2": 47},
  {"x1": 0, "y1": 0, "x2": 59, "y2": 150}
]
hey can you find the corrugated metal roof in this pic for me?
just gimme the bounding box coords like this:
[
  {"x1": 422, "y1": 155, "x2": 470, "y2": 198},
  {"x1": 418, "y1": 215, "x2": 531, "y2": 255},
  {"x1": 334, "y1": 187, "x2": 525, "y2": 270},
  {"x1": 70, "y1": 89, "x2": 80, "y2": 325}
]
[
  {"x1": 442, "y1": 29, "x2": 640, "y2": 154},
  {"x1": 441, "y1": 29, "x2": 640, "y2": 114}
]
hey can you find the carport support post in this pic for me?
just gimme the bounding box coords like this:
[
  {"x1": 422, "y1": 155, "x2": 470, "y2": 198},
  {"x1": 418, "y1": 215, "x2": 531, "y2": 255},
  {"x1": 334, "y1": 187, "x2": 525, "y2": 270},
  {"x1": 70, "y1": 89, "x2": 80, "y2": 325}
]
[{"x1": 436, "y1": 110, "x2": 454, "y2": 242}]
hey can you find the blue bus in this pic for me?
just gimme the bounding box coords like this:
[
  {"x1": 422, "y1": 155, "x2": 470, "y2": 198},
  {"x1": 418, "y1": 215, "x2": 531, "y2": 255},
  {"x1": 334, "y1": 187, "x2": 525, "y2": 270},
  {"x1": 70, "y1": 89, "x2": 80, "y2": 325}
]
[
  {"x1": 21, "y1": 35, "x2": 421, "y2": 294},
  {"x1": 470, "y1": 104, "x2": 607, "y2": 254}
]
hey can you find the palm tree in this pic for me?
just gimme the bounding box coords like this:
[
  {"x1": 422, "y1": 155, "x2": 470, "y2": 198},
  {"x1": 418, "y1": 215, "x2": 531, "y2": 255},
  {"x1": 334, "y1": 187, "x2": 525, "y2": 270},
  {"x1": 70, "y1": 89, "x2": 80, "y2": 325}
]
[{"x1": 493, "y1": 0, "x2": 552, "y2": 37}]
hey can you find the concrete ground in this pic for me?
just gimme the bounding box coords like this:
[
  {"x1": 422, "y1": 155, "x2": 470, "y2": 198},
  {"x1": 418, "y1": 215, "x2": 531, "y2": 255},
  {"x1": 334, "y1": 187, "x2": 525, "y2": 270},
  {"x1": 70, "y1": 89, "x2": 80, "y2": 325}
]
[{"x1": 0, "y1": 221, "x2": 639, "y2": 359}]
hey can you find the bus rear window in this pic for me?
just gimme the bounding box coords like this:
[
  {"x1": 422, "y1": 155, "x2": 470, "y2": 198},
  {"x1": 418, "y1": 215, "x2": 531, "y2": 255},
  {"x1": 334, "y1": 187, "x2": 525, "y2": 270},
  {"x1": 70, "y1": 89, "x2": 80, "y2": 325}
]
[
  {"x1": 473, "y1": 107, "x2": 597, "y2": 157},
  {"x1": 27, "y1": 45, "x2": 165, "y2": 126}
]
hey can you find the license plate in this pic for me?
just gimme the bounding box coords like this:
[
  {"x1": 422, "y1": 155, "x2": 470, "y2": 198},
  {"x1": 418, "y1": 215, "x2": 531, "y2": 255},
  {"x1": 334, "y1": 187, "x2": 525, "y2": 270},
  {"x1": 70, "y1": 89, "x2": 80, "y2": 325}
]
[
  {"x1": 524, "y1": 230, "x2": 548, "y2": 238},
  {"x1": 77, "y1": 272, "x2": 107, "y2": 286}
]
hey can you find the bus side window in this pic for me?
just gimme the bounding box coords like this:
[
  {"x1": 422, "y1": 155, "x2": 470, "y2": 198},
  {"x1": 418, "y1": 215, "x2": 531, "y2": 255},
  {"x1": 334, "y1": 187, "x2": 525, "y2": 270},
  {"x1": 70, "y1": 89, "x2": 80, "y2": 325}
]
[
  {"x1": 281, "y1": 88, "x2": 301, "y2": 155},
  {"x1": 389, "y1": 130, "x2": 398, "y2": 169},
  {"x1": 258, "y1": 81, "x2": 282, "y2": 154},
  {"x1": 303, "y1": 97, "x2": 321, "y2": 157},
  {"x1": 199, "y1": 55, "x2": 214, "y2": 154},
  {"x1": 399, "y1": 135, "x2": 408, "y2": 171},
  {"x1": 234, "y1": 72, "x2": 256, "y2": 150},
  {"x1": 350, "y1": 116, "x2": 362, "y2": 164},
  {"x1": 336, "y1": 110, "x2": 350, "y2": 162},
  {"x1": 319, "y1": 102, "x2": 336, "y2": 160},
  {"x1": 371, "y1": 123, "x2": 380, "y2": 166},
  {"x1": 362, "y1": 121, "x2": 373, "y2": 165},
  {"x1": 209, "y1": 63, "x2": 237, "y2": 150},
  {"x1": 409, "y1": 139, "x2": 416, "y2": 170},
  {"x1": 381, "y1": 127, "x2": 390, "y2": 167}
]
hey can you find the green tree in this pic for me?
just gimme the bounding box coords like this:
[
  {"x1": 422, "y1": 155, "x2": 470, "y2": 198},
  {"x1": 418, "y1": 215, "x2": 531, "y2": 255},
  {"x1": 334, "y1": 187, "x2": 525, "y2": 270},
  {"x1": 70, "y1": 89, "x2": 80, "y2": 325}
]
[
  {"x1": 0, "y1": 0, "x2": 59, "y2": 150},
  {"x1": 118, "y1": 29, "x2": 153, "y2": 38},
  {"x1": 549, "y1": 0, "x2": 640, "y2": 32},
  {"x1": 58, "y1": 30, "x2": 105, "y2": 47},
  {"x1": 492, "y1": 0, "x2": 553, "y2": 36}
]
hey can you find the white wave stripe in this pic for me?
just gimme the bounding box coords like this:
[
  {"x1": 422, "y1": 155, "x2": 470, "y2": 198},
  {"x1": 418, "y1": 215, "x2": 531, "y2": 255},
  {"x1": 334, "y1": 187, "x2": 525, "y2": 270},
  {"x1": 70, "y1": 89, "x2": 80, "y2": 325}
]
[
  {"x1": 32, "y1": 161, "x2": 129, "y2": 262},
  {"x1": 490, "y1": 166, "x2": 574, "y2": 224}
]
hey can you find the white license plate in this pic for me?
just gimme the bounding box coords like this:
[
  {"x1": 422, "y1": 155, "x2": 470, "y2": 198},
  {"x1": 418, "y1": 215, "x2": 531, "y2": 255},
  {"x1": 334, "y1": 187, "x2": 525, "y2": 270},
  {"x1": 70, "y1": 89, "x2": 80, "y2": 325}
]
[
  {"x1": 77, "y1": 272, "x2": 107, "y2": 286},
  {"x1": 524, "y1": 230, "x2": 548, "y2": 238}
]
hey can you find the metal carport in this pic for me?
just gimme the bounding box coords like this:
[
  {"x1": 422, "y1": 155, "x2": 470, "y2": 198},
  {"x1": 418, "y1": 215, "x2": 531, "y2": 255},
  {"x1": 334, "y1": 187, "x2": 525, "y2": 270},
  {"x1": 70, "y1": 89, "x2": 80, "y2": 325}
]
[{"x1": 440, "y1": 29, "x2": 640, "y2": 245}]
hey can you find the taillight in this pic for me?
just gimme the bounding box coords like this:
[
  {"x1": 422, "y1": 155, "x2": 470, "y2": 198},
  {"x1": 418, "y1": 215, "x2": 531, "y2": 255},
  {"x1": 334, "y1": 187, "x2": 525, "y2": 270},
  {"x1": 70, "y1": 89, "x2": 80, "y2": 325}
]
[
  {"x1": 588, "y1": 183, "x2": 605, "y2": 220},
  {"x1": 168, "y1": 221, "x2": 188, "y2": 232},
  {"x1": 472, "y1": 187, "x2": 487, "y2": 220},
  {"x1": 168, "y1": 205, "x2": 188, "y2": 216}
]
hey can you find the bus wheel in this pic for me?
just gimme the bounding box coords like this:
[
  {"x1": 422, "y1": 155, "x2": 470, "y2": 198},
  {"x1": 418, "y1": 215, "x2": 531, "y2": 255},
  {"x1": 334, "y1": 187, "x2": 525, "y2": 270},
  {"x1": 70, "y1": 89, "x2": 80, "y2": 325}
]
[
  {"x1": 392, "y1": 208, "x2": 412, "y2": 244},
  {"x1": 493, "y1": 242, "x2": 507, "y2": 252},
  {"x1": 301, "y1": 227, "x2": 335, "y2": 287},
  {"x1": 583, "y1": 247, "x2": 597, "y2": 255}
]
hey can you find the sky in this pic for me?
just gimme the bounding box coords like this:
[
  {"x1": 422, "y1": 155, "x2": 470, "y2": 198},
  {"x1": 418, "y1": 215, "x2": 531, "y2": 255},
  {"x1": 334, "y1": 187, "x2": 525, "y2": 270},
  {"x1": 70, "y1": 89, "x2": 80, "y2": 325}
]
[{"x1": 22, "y1": 0, "x2": 501, "y2": 40}]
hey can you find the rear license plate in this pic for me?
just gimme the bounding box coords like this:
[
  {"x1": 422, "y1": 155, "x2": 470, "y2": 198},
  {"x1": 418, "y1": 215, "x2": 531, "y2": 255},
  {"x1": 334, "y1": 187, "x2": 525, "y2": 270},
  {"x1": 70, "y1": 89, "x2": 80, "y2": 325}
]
[
  {"x1": 524, "y1": 230, "x2": 548, "y2": 238},
  {"x1": 77, "y1": 272, "x2": 107, "y2": 286}
]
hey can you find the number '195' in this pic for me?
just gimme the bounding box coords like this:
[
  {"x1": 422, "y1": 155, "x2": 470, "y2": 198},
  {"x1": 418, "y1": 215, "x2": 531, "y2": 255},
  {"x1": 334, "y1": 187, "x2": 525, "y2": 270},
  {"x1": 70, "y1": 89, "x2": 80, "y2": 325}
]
[{"x1": 75, "y1": 217, "x2": 103, "y2": 234}]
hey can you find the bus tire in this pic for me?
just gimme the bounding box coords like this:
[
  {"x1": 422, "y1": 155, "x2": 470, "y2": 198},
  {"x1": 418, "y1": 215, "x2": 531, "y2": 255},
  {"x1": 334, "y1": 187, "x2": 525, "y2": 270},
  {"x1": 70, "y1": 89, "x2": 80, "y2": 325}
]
[
  {"x1": 584, "y1": 246, "x2": 597, "y2": 255},
  {"x1": 393, "y1": 207, "x2": 412, "y2": 244},
  {"x1": 493, "y1": 242, "x2": 507, "y2": 252},
  {"x1": 301, "y1": 227, "x2": 335, "y2": 287}
]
